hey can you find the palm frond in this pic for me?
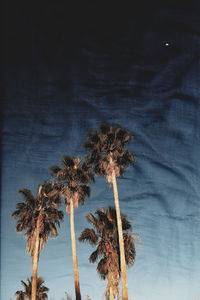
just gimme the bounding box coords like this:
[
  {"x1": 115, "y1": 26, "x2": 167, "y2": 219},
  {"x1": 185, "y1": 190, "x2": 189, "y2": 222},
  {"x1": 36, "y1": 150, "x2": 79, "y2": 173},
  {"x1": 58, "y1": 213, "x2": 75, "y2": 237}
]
[
  {"x1": 97, "y1": 257, "x2": 108, "y2": 279},
  {"x1": 86, "y1": 129, "x2": 99, "y2": 139},
  {"x1": 94, "y1": 161, "x2": 105, "y2": 176},
  {"x1": 82, "y1": 141, "x2": 95, "y2": 151},
  {"x1": 89, "y1": 250, "x2": 99, "y2": 263},
  {"x1": 62, "y1": 155, "x2": 74, "y2": 167},
  {"x1": 106, "y1": 207, "x2": 117, "y2": 222},
  {"x1": 90, "y1": 132, "x2": 100, "y2": 143},
  {"x1": 95, "y1": 209, "x2": 109, "y2": 224},
  {"x1": 13, "y1": 202, "x2": 26, "y2": 211},
  {"x1": 79, "y1": 185, "x2": 90, "y2": 198},
  {"x1": 21, "y1": 280, "x2": 28, "y2": 290},
  {"x1": 107, "y1": 132, "x2": 115, "y2": 145},
  {"x1": 120, "y1": 150, "x2": 136, "y2": 166},
  {"x1": 48, "y1": 222, "x2": 58, "y2": 237},
  {"x1": 86, "y1": 213, "x2": 98, "y2": 227},
  {"x1": 114, "y1": 126, "x2": 131, "y2": 143},
  {"x1": 78, "y1": 228, "x2": 98, "y2": 245},
  {"x1": 11, "y1": 208, "x2": 23, "y2": 218},
  {"x1": 121, "y1": 215, "x2": 132, "y2": 231},
  {"x1": 42, "y1": 182, "x2": 52, "y2": 193},
  {"x1": 18, "y1": 189, "x2": 35, "y2": 206},
  {"x1": 16, "y1": 223, "x2": 25, "y2": 232},
  {"x1": 99, "y1": 123, "x2": 111, "y2": 135},
  {"x1": 36, "y1": 276, "x2": 45, "y2": 287},
  {"x1": 124, "y1": 233, "x2": 136, "y2": 266},
  {"x1": 96, "y1": 239, "x2": 105, "y2": 257}
]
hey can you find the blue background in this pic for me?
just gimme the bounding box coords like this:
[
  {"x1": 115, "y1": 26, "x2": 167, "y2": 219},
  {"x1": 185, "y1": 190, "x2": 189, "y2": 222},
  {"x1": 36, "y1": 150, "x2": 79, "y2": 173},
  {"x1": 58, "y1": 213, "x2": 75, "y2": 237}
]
[{"x1": 2, "y1": 2, "x2": 200, "y2": 299}]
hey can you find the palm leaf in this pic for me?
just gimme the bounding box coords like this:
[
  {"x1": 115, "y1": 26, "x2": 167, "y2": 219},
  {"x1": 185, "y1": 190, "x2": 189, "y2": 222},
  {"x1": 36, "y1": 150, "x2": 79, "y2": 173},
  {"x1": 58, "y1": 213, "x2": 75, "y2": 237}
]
[
  {"x1": 48, "y1": 222, "x2": 58, "y2": 237},
  {"x1": 95, "y1": 209, "x2": 109, "y2": 224},
  {"x1": 99, "y1": 123, "x2": 111, "y2": 134},
  {"x1": 124, "y1": 233, "x2": 136, "y2": 266},
  {"x1": 97, "y1": 257, "x2": 108, "y2": 279},
  {"x1": 62, "y1": 155, "x2": 74, "y2": 167},
  {"x1": 18, "y1": 189, "x2": 35, "y2": 205},
  {"x1": 86, "y1": 213, "x2": 98, "y2": 227},
  {"x1": 121, "y1": 215, "x2": 132, "y2": 231},
  {"x1": 114, "y1": 126, "x2": 131, "y2": 143},
  {"x1": 16, "y1": 223, "x2": 25, "y2": 232},
  {"x1": 78, "y1": 228, "x2": 98, "y2": 245},
  {"x1": 89, "y1": 250, "x2": 99, "y2": 263}
]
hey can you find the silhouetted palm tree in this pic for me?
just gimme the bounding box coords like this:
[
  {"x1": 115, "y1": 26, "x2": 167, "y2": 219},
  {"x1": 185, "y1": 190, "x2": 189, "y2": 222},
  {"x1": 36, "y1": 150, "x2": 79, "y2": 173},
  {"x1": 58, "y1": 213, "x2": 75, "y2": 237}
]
[
  {"x1": 50, "y1": 156, "x2": 94, "y2": 300},
  {"x1": 79, "y1": 207, "x2": 136, "y2": 300},
  {"x1": 83, "y1": 123, "x2": 135, "y2": 300},
  {"x1": 15, "y1": 277, "x2": 49, "y2": 300},
  {"x1": 16, "y1": 290, "x2": 25, "y2": 300},
  {"x1": 12, "y1": 182, "x2": 64, "y2": 300}
]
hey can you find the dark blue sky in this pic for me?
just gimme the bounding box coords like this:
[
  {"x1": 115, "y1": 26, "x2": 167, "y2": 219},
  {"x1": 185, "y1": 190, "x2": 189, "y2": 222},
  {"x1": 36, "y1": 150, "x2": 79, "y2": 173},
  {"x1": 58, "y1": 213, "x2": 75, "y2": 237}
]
[{"x1": 2, "y1": 2, "x2": 200, "y2": 299}]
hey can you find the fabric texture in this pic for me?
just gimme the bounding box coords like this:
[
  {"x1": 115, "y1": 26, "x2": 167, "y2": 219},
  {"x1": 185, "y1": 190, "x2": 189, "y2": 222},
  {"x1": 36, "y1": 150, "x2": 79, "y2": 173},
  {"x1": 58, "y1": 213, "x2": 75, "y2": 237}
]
[{"x1": 2, "y1": 2, "x2": 200, "y2": 300}]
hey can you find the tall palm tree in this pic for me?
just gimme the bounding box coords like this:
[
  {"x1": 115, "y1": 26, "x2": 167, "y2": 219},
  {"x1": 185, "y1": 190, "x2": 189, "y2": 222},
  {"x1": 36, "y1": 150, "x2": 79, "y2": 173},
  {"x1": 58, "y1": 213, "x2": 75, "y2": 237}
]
[
  {"x1": 12, "y1": 182, "x2": 64, "y2": 300},
  {"x1": 79, "y1": 207, "x2": 136, "y2": 300},
  {"x1": 15, "y1": 277, "x2": 49, "y2": 300},
  {"x1": 83, "y1": 123, "x2": 135, "y2": 300},
  {"x1": 50, "y1": 156, "x2": 94, "y2": 300}
]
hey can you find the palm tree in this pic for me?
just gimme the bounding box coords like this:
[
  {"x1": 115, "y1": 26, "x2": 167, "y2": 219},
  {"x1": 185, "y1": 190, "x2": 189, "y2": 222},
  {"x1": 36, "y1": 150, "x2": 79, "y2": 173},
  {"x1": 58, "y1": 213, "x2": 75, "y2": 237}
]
[
  {"x1": 79, "y1": 207, "x2": 136, "y2": 300},
  {"x1": 50, "y1": 156, "x2": 94, "y2": 300},
  {"x1": 16, "y1": 290, "x2": 25, "y2": 300},
  {"x1": 15, "y1": 277, "x2": 49, "y2": 300},
  {"x1": 83, "y1": 123, "x2": 135, "y2": 300},
  {"x1": 12, "y1": 182, "x2": 64, "y2": 300}
]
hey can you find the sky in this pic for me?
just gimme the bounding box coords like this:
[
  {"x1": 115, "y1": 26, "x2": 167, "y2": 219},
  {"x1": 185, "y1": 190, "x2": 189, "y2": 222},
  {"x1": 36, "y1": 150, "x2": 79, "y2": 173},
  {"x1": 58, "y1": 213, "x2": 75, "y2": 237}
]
[{"x1": 2, "y1": 2, "x2": 200, "y2": 300}]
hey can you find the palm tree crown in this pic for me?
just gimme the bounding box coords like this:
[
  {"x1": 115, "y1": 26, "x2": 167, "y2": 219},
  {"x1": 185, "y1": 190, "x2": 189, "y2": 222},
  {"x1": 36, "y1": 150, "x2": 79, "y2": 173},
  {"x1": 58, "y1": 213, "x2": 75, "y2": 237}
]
[
  {"x1": 12, "y1": 181, "x2": 64, "y2": 259},
  {"x1": 50, "y1": 155, "x2": 94, "y2": 213},
  {"x1": 79, "y1": 207, "x2": 136, "y2": 298},
  {"x1": 83, "y1": 123, "x2": 135, "y2": 185},
  {"x1": 15, "y1": 277, "x2": 49, "y2": 300}
]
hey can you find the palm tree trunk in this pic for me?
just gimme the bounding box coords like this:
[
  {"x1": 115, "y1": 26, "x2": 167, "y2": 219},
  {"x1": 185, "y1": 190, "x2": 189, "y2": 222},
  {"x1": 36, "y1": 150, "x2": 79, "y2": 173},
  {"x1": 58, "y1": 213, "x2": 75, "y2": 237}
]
[
  {"x1": 109, "y1": 286, "x2": 114, "y2": 300},
  {"x1": 70, "y1": 198, "x2": 81, "y2": 300},
  {"x1": 32, "y1": 222, "x2": 40, "y2": 300},
  {"x1": 111, "y1": 171, "x2": 128, "y2": 300}
]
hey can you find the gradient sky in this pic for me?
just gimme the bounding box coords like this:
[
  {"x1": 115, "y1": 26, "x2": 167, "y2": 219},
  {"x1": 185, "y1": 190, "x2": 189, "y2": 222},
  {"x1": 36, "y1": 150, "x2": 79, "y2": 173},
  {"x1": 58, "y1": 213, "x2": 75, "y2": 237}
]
[{"x1": 2, "y1": 2, "x2": 200, "y2": 300}]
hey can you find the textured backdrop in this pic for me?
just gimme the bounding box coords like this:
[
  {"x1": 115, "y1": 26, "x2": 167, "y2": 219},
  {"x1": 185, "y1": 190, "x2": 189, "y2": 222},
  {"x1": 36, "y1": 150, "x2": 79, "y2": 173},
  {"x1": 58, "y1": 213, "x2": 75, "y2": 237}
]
[{"x1": 2, "y1": 2, "x2": 200, "y2": 300}]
